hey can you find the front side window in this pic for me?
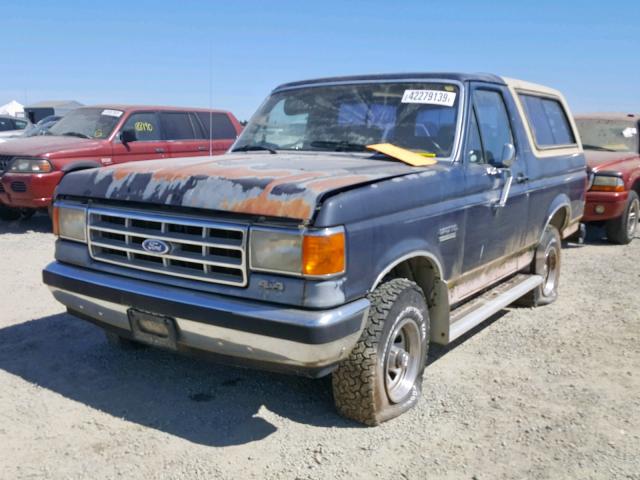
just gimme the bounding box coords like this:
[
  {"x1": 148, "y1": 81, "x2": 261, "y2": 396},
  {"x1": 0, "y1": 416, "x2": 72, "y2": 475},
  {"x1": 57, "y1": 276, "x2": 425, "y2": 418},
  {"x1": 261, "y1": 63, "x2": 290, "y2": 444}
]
[
  {"x1": 13, "y1": 120, "x2": 28, "y2": 130},
  {"x1": 466, "y1": 108, "x2": 485, "y2": 164},
  {"x1": 48, "y1": 108, "x2": 123, "y2": 139},
  {"x1": 519, "y1": 94, "x2": 575, "y2": 147},
  {"x1": 576, "y1": 118, "x2": 638, "y2": 153},
  {"x1": 121, "y1": 112, "x2": 162, "y2": 142},
  {"x1": 472, "y1": 90, "x2": 514, "y2": 164},
  {"x1": 234, "y1": 82, "x2": 461, "y2": 159},
  {"x1": 161, "y1": 112, "x2": 196, "y2": 140}
]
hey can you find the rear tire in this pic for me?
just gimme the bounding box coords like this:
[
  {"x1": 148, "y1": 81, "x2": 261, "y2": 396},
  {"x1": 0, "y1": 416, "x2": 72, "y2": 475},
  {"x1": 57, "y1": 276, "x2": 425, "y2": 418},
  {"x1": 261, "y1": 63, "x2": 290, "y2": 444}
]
[
  {"x1": 518, "y1": 225, "x2": 561, "y2": 307},
  {"x1": 606, "y1": 191, "x2": 639, "y2": 245},
  {"x1": 0, "y1": 205, "x2": 21, "y2": 221},
  {"x1": 332, "y1": 278, "x2": 429, "y2": 425}
]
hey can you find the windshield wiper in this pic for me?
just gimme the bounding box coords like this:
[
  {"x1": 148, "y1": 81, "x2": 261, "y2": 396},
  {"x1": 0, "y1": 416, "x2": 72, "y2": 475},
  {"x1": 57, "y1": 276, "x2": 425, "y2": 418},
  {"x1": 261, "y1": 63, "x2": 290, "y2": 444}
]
[
  {"x1": 582, "y1": 144, "x2": 616, "y2": 152},
  {"x1": 232, "y1": 144, "x2": 277, "y2": 154},
  {"x1": 61, "y1": 132, "x2": 91, "y2": 139},
  {"x1": 309, "y1": 140, "x2": 367, "y2": 152}
]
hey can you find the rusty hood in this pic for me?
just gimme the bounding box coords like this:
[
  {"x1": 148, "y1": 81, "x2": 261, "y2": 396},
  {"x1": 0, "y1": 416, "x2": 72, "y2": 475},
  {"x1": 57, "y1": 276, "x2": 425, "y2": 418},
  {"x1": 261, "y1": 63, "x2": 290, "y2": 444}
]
[{"x1": 57, "y1": 152, "x2": 421, "y2": 221}]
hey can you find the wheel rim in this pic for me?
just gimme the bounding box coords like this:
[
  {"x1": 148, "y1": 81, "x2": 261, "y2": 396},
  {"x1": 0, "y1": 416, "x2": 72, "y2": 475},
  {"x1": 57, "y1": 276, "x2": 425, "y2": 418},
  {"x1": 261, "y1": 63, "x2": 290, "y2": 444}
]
[
  {"x1": 384, "y1": 317, "x2": 422, "y2": 403},
  {"x1": 627, "y1": 199, "x2": 639, "y2": 238},
  {"x1": 541, "y1": 242, "x2": 559, "y2": 297}
]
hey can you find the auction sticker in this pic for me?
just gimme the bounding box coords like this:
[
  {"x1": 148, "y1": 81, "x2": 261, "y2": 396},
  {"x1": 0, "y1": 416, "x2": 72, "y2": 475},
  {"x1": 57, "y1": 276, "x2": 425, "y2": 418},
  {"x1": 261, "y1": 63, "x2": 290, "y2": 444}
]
[
  {"x1": 102, "y1": 109, "x2": 123, "y2": 117},
  {"x1": 402, "y1": 90, "x2": 456, "y2": 107}
]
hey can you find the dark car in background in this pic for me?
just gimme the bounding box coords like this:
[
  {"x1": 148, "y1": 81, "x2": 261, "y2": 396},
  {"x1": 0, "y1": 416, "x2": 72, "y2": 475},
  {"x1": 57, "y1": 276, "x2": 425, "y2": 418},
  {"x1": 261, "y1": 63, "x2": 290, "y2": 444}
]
[
  {"x1": 575, "y1": 113, "x2": 639, "y2": 244},
  {"x1": 0, "y1": 115, "x2": 31, "y2": 140},
  {"x1": 0, "y1": 105, "x2": 242, "y2": 219}
]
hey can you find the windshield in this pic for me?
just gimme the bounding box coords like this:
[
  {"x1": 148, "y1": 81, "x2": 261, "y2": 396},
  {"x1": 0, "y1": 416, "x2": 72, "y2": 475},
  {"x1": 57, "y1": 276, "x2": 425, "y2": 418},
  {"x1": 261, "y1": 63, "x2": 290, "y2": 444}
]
[
  {"x1": 576, "y1": 118, "x2": 639, "y2": 153},
  {"x1": 234, "y1": 82, "x2": 461, "y2": 159},
  {"x1": 48, "y1": 108, "x2": 123, "y2": 139}
]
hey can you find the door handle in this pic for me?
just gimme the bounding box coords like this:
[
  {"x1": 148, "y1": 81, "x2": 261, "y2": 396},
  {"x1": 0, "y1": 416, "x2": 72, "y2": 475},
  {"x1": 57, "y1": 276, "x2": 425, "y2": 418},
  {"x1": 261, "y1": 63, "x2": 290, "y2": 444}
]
[
  {"x1": 155, "y1": 148, "x2": 165, "y2": 153},
  {"x1": 516, "y1": 173, "x2": 529, "y2": 184},
  {"x1": 198, "y1": 146, "x2": 207, "y2": 151}
]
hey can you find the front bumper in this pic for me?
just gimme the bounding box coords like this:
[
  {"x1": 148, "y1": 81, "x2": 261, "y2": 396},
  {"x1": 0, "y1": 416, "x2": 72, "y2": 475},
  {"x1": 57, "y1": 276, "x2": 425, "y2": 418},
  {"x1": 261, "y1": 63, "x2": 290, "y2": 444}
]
[
  {"x1": 42, "y1": 262, "x2": 369, "y2": 377},
  {"x1": 0, "y1": 171, "x2": 62, "y2": 208},
  {"x1": 583, "y1": 190, "x2": 629, "y2": 222}
]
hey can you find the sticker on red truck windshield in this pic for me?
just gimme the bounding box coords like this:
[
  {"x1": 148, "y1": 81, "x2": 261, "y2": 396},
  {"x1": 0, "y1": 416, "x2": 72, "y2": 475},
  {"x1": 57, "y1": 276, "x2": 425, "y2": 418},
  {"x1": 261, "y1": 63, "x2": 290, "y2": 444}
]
[
  {"x1": 101, "y1": 109, "x2": 123, "y2": 117},
  {"x1": 401, "y1": 90, "x2": 456, "y2": 107},
  {"x1": 622, "y1": 127, "x2": 637, "y2": 138}
]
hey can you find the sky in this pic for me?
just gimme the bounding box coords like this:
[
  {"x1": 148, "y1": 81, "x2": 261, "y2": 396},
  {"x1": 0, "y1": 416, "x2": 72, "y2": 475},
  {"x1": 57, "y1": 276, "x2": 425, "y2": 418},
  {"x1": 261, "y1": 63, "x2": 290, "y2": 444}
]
[{"x1": 1, "y1": 1, "x2": 639, "y2": 121}]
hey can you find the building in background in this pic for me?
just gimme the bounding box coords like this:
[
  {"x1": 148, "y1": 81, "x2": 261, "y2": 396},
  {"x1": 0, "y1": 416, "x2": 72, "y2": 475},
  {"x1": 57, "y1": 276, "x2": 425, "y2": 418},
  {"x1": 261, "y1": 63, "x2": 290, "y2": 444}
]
[{"x1": 23, "y1": 100, "x2": 83, "y2": 123}]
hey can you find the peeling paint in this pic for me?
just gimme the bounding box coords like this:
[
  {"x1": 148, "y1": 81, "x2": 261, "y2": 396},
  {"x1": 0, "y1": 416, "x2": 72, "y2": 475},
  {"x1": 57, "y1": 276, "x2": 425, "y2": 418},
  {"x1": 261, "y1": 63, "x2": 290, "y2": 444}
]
[{"x1": 59, "y1": 153, "x2": 425, "y2": 221}]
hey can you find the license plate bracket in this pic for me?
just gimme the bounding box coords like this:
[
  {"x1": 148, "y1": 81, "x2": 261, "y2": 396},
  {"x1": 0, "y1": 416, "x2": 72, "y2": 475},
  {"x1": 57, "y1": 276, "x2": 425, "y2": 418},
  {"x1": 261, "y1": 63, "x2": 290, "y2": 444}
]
[{"x1": 127, "y1": 309, "x2": 178, "y2": 350}]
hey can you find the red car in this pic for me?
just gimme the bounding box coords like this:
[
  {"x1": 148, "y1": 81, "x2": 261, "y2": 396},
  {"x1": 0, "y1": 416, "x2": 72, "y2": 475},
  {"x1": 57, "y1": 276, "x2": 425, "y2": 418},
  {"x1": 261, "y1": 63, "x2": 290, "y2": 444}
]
[
  {"x1": 575, "y1": 113, "x2": 640, "y2": 244},
  {"x1": 0, "y1": 105, "x2": 242, "y2": 219}
]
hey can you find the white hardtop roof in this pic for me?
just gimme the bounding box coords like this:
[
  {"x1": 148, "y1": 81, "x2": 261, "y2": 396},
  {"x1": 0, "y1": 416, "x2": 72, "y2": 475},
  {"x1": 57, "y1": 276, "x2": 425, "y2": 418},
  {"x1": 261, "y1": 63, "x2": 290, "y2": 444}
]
[{"x1": 501, "y1": 77, "x2": 564, "y2": 98}]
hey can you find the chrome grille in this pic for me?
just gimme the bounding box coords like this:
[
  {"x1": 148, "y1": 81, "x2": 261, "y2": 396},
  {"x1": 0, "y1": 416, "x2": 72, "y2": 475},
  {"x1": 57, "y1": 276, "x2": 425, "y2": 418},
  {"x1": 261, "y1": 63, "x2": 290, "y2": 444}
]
[
  {"x1": 88, "y1": 207, "x2": 247, "y2": 286},
  {"x1": 0, "y1": 155, "x2": 13, "y2": 173}
]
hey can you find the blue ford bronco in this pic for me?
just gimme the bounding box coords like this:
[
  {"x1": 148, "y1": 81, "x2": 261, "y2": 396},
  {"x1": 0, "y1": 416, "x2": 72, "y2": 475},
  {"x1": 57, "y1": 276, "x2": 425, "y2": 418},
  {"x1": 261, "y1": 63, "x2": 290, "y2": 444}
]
[{"x1": 43, "y1": 73, "x2": 586, "y2": 425}]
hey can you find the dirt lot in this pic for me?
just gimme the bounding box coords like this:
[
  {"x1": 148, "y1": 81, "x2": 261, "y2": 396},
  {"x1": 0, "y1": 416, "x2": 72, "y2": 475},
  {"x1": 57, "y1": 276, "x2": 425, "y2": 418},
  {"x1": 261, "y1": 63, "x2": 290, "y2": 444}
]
[{"x1": 0, "y1": 214, "x2": 638, "y2": 480}]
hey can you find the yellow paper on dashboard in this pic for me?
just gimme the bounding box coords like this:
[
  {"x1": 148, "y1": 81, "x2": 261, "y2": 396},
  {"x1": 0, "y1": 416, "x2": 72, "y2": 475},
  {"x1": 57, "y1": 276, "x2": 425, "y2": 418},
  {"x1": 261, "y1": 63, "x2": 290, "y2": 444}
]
[{"x1": 366, "y1": 143, "x2": 437, "y2": 167}]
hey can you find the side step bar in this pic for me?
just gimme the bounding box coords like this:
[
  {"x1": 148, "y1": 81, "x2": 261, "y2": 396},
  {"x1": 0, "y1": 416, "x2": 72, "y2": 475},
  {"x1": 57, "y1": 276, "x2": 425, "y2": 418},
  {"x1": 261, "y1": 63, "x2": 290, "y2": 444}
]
[{"x1": 448, "y1": 274, "x2": 543, "y2": 342}]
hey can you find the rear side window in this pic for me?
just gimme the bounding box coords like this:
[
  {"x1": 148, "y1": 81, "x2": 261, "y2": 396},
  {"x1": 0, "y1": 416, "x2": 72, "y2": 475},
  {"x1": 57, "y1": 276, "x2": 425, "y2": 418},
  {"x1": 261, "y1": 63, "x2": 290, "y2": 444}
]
[
  {"x1": 161, "y1": 112, "x2": 197, "y2": 140},
  {"x1": 197, "y1": 112, "x2": 237, "y2": 140},
  {"x1": 519, "y1": 94, "x2": 575, "y2": 147},
  {"x1": 122, "y1": 112, "x2": 162, "y2": 141}
]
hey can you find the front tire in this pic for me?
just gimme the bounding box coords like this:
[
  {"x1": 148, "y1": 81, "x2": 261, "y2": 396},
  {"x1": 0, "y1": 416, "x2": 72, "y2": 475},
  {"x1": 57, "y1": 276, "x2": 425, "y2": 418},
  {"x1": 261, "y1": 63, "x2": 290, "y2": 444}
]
[
  {"x1": 606, "y1": 190, "x2": 639, "y2": 245},
  {"x1": 332, "y1": 278, "x2": 429, "y2": 425},
  {"x1": 0, "y1": 205, "x2": 21, "y2": 221},
  {"x1": 518, "y1": 225, "x2": 561, "y2": 307}
]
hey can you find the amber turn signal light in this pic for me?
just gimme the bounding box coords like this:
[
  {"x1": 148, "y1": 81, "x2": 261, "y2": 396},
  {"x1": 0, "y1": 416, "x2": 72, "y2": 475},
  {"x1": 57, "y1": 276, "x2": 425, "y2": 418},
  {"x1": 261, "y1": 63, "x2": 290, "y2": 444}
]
[
  {"x1": 51, "y1": 206, "x2": 60, "y2": 236},
  {"x1": 590, "y1": 184, "x2": 625, "y2": 192},
  {"x1": 302, "y1": 231, "x2": 345, "y2": 276}
]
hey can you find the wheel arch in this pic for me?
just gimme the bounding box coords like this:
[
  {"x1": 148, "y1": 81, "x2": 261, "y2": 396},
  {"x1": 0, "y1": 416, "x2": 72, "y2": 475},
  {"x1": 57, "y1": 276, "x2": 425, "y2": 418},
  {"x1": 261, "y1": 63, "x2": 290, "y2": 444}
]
[
  {"x1": 543, "y1": 196, "x2": 572, "y2": 239},
  {"x1": 371, "y1": 251, "x2": 450, "y2": 345}
]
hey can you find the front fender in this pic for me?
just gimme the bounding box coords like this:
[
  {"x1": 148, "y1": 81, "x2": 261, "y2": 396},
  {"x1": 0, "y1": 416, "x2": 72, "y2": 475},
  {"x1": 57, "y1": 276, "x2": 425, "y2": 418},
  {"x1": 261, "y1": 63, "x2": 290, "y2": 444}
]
[
  {"x1": 370, "y1": 243, "x2": 444, "y2": 291},
  {"x1": 60, "y1": 160, "x2": 102, "y2": 173}
]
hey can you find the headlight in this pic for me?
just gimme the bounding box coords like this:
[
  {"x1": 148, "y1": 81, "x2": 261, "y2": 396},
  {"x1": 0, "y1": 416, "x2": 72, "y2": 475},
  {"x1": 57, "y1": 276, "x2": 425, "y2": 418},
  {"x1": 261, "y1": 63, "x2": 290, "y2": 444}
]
[
  {"x1": 250, "y1": 226, "x2": 345, "y2": 277},
  {"x1": 591, "y1": 174, "x2": 624, "y2": 192},
  {"x1": 52, "y1": 204, "x2": 87, "y2": 243},
  {"x1": 9, "y1": 158, "x2": 53, "y2": 173}
]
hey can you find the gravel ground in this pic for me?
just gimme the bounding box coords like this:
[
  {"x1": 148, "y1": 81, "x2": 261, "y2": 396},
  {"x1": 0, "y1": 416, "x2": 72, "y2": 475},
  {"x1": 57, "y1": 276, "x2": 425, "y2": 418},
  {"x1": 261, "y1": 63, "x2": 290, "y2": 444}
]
[{"x1": 0, "y1": 214, "x2": 638, "y2": 480}]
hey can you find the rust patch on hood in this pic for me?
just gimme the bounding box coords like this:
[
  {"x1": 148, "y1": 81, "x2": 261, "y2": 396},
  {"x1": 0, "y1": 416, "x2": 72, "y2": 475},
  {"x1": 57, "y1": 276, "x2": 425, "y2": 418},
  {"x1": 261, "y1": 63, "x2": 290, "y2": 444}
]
[{"x1": 56, "y1": 153, "x2": 423, "y2": 221}]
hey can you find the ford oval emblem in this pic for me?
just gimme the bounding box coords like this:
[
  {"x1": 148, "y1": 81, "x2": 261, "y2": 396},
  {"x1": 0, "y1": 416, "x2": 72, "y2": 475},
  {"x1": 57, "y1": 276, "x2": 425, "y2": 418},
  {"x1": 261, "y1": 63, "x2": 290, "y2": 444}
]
[{"x1": 141, "y1": 238, "x2": 171, "y2": 255}]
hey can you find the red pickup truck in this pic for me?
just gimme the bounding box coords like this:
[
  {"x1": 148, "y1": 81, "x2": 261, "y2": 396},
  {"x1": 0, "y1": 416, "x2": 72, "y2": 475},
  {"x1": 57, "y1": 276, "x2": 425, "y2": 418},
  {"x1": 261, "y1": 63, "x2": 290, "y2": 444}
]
[
  {"x1": 0, "y1": 105, "x2": 242, "y2": 219},
  {"x1": 575, "y1": 113, "x2": 640, "y2": 244}
]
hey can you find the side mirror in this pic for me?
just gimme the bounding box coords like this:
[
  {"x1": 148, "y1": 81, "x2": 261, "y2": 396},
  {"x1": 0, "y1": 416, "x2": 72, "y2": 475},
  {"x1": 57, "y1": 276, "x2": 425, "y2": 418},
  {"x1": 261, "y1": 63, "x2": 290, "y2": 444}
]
[
  {"x1": 494, "y1": 143, "x2": 515, "y2": 168},
  {"x1": 119, "y1": 129, "x2": 137, "y2": 144}
]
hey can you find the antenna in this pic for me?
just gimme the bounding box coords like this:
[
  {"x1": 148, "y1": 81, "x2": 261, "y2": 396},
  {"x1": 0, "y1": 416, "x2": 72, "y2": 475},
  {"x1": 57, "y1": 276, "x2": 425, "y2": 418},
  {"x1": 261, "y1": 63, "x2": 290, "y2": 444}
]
[{"x1": 208, "y1": 41, "x2": 213, "y2": 157}]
